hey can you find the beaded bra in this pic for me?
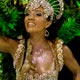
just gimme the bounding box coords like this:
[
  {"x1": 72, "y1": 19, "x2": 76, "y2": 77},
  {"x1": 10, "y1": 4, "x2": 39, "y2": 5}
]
[{"x1": 13, "y1": 38, "x2": 64, "y2": 80}]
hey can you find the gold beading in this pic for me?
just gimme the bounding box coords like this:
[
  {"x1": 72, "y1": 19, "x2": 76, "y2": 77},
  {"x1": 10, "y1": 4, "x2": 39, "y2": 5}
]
[
  {"x1": 14, "y1": 38, "x2": 64, "y2": 80},
  {"x1": 13, "y1": 39, "x2": 25, "y2": 70}
]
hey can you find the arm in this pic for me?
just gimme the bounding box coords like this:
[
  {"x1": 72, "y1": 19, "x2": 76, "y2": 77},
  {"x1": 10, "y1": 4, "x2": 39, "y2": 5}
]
[
  {"x1": 63, "y1": 45, "x2": 80, "y2": 80},
  {"x1": 0, "y1": 37, "x2": 18, "y2": 54}
]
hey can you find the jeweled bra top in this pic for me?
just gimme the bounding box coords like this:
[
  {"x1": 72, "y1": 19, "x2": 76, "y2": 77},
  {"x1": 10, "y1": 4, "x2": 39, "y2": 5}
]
[{"x1": 13, "y1": 38, "x2": 64, "y2": 80}]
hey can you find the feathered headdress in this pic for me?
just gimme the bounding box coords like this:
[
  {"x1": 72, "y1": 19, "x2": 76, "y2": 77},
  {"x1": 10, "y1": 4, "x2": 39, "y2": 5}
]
[{"x1": 24, "y1": 0, "x2": 64, "y2": 20}]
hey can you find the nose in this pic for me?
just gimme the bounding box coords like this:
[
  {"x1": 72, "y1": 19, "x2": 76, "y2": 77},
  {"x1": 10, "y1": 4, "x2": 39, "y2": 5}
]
[{"x1": 28, "y1": 13, "x2": 34, "y2": 20}]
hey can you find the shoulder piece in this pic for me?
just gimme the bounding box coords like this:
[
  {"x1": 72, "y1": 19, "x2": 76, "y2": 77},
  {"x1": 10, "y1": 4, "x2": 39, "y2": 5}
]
[
  {"x1": 13, "y1": 39, "x2": 25, "y2": 71},
  {"x1": 55, "y1": 38, "x2": 64, "y2": 71}
]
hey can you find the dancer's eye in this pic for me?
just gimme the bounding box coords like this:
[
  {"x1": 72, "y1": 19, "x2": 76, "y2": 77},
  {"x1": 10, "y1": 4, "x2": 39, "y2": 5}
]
[
  {"x1": 36, "y1": 12, "x2": 43, "y2": 16},
  {"x1": 25, "y1": 12, "x2": 30, "y2": 16}
]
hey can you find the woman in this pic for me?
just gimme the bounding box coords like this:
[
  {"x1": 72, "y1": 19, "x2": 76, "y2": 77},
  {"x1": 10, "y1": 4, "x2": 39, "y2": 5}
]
[{"x1": 0, "y1": 0, "x2": 80, "y2": 80}]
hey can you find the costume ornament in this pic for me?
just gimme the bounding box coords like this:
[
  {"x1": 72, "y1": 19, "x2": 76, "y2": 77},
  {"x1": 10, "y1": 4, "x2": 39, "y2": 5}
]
[
  {"x1": 45, "y1": 30, "x2": 49, "y2": 37},
  {"x1": 15, "y1": 38, "x2": 64, "y2": 80},
  {"x1": 24, "y1": 0, "x2": 64, "y2": 20}
]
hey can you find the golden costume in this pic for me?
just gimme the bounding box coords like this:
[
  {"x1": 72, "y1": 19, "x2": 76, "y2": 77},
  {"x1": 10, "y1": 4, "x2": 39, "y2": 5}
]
[{"x1": 13, "y1": 38, "x2": 64, "y2": 80}]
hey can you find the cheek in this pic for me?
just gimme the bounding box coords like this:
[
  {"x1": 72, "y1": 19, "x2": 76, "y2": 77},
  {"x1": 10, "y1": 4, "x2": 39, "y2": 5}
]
[{"x1": 37, "y1": 19, "x2": 47, "y2": 29}]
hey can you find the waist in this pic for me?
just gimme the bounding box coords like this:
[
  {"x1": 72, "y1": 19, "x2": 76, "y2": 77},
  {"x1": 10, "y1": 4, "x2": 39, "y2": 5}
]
[{"x1": 16, "y1": 69, "x2": 59, "y2": 80}]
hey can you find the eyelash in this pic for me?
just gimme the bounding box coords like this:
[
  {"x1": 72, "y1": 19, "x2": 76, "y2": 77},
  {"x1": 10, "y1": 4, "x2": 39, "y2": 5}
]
[
  {"x1": 25, "y1": 12, "x2": 43, "y2": 16},
  {"x1": 36, "y1": 13, "x2": 42, "y2": 16}
]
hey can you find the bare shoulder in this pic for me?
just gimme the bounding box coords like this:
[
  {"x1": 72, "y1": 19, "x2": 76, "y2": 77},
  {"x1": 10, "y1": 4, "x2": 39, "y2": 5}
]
[
  {"x1": 63, "y1": 45, "x2": 71, "y2": 53},
  {"x1": 0, "y1": 37, "x2": 18, "y2": 54},
  {"x1": 7, "y1": 37, "x2": 18, "y2": 54},
  {"x1": 62, "y1": 45, "x2": 73, "y2": 59},
  {"x1": 62, "y1": 44, "x2": 76, "y2": 66}
]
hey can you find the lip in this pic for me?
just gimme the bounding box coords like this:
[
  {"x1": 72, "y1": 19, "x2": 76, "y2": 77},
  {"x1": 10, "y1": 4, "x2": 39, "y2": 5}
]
[{"x1": 27, "y1": 22, "x2": 36, "y2": 27}]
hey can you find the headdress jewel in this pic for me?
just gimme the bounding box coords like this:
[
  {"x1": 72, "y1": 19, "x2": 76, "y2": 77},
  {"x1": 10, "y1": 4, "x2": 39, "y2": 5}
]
[{"x1": 22, "y1": 0, "x2": 64, "y2": 20}]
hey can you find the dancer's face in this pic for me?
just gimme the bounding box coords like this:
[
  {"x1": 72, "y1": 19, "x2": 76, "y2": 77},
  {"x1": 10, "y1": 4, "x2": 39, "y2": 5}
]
[{"x1": 24, "y1": 6, "x2": 52, "y2": 33}]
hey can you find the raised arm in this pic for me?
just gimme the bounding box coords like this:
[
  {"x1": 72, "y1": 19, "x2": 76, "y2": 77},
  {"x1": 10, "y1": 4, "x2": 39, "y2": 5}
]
[
  {"x1": 63, "y1": 45, "x2": 80, "y2": 80},
  {"x1": 0, "y1": 37, "x2": 18, "y2": 54}
]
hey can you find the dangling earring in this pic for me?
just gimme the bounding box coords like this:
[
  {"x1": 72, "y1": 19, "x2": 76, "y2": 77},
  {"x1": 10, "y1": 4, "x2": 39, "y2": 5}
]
[{"x1": 45, "y1": 30, "x2": 49, "y2": 37}]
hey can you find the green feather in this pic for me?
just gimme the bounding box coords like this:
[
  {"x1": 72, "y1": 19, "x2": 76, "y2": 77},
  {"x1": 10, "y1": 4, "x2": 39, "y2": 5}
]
[
  {"x1": 58, "y1": 0, "x2": 80, "y2": 44},
  {"x1": 0, "y1": 0, "x2": 23, "y2": 37},
  {"x1": 58, "y1": 17, "x2": 80, "y2": 44}
]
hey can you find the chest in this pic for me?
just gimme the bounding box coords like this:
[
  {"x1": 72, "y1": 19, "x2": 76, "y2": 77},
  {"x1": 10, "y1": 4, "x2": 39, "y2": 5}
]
[
  {"x1": 14, "y1": 38, "x2": 64, "y2": 79},
  {"x1": 19, "y1": 47, "x2": 56, "y2": 75},
  {"x1": 32, "y1": 48, "x2": 54, "y2": 63},
  {"x1": 31, "y1": 48, "x2": 56, "y2": 73}
]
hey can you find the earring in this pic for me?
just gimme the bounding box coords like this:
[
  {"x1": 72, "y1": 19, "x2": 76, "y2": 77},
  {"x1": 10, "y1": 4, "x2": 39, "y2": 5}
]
[{"x1": 45, "y1": 30, "x2": 49, "y2": 37}]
